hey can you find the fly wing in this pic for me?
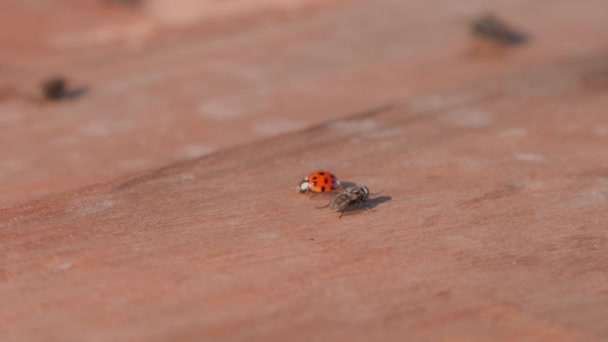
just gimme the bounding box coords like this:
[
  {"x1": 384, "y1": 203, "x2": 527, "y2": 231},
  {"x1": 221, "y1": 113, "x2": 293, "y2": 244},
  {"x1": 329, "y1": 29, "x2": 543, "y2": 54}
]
[{"x1": 329, "y1": 193, "x2": 352, "y2": 211}]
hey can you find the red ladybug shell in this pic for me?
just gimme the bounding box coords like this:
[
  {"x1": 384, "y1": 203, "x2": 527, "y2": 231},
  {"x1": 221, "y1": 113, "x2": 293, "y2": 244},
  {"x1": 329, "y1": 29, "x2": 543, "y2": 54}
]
[{"x1": 298, "y1": 171, "x2": 340, "y2": 193}]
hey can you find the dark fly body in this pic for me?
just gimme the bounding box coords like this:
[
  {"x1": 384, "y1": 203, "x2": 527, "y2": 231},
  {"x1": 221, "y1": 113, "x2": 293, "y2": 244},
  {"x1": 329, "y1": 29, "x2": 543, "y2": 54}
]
[{"x1": 320, "y1": 185, "x2": 370, "y2": 218}]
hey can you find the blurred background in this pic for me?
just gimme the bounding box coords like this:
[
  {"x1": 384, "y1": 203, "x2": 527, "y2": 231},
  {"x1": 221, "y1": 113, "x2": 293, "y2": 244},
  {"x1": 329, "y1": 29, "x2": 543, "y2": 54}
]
[{"x1": 1, "y1": 0, "x2": 607, "y2": 208}]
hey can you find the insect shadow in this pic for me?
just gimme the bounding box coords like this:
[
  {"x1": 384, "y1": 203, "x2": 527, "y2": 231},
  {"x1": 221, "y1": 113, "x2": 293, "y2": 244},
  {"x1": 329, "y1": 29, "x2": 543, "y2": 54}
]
[
  {"x1": 363, "y1": 195, "x2": 392, "y2": 209},
  {"x1": 335, "y1": 195, "x2": 392, "y2": 218},
  {"x1": 61, "y1": 86, "x2": 89, "y2": 99}
]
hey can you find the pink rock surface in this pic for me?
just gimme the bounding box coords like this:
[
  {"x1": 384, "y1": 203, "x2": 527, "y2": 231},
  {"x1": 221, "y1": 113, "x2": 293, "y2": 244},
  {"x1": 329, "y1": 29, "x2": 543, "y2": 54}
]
[
  {"x1": 2, "y1": 55, "x2": 608, "y2": 340},
  {"x1": 2, "y1": 0, "x2": 608, "y2": 340},
  {"x1": 3, "y1": 0, "x2": 608, "y2": 206}
]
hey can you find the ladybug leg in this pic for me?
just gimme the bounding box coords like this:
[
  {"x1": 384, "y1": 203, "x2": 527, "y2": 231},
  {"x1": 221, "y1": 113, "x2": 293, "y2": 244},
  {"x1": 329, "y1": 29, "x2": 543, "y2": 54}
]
[
  {"x1": 316, "y1": 204, "x2": 330, "y2": 209},
  {"x1": 339, "y1": 210, "x2": 345, "y2": 218}
]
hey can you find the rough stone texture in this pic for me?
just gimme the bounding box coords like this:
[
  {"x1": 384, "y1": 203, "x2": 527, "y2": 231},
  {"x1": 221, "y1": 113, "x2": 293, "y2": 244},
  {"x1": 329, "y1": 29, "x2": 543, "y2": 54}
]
[
  {"x1": 3, "y1": 0, "x2": 608, "y2": 206},
  {"x1": 3, "y1": 55, "x2": 608, "y2": 340},
  {"x1": 2, "y1": 0, "x2": 608, "y2": 340}
]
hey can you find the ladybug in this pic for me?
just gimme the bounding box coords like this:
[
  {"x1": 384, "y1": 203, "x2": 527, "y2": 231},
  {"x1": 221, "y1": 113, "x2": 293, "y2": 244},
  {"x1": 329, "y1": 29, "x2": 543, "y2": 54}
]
[{"x1": 297, "y1": 171, "x2": 340, "y2": 193}]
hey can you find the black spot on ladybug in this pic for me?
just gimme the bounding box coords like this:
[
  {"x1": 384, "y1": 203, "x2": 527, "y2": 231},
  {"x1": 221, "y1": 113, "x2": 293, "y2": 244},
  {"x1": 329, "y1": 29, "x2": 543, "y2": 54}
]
[
  {"x1": 321, "y1": 186, "x2": 326, "y2": 192},
  {"x1": 318, "y1": 172, "x2": 325, "y2": 175},
  {"x1": 324, "y1": 179, "x2": 329, "y2": 184},
  {"x1": 312, "y1": 176, "x2": 318, "y2": 181}
]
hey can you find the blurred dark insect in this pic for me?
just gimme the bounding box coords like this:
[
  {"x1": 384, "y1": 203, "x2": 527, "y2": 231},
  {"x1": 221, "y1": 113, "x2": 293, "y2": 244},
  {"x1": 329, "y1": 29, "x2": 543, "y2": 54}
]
[
  {"x1": 41, "y1": 77, "x2": 67, "y2": 100},
  {"x1": 40, "y1": 77, "x2": 88, "y2": 101},
  {"x1": 472, "y1": 14, "x2": 528, "y2": 46}
]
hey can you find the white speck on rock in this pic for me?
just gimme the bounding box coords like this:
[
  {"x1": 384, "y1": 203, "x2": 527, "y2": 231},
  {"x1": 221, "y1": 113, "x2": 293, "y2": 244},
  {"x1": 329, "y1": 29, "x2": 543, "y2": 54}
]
[
  {"x1": 76, "y1": 199, "x2": 115, "y2": 216},
  {"x1": 199, "y1": 95, "x2": 269, "y2": 121},
  {"x1": 205, "y1": 60, "x2": 265, "y2": 85},
  {"x1": 199, "y1": 101, "x2": 245, "y2": 120},
  {"x1": 80, "y1": 123, "x2": 111, "y2": 137},
  {"x1": 589, "y1": 190, "x2": 607, "y2": 202},
  {"x1": 263, "y1": 232, "x2": 279, "y2": 240},
  {"x1": 499, "y1": 128, "x2": 528, "y2": 138},
  {"x1": 0, "y1": 159, "x2": 24, "y2": 176},
  {"x1": 252, "y1": 119, "x2": 306, "y2": 136},
  {"x1": 57, "y1": 262, "x2": 72, "y2": 270},
  {"x1": 594, "y1": 126, "x2": 608, "y2": 136},
  {"x1": 369, "y1": 127, "x2": 402, "y2": 139},
  {"x1": 182, "y1": 144, "x2": 214, "y2": 158},
  {"x1": 409, "y1": 95, "x2": 446, "y2": 113},
  {"x1": 328, "y1": 119, "x2": 378, "y2": 133},
  {"x1": 48, "y1": 20, "x2": 156, "y2": 49},
  {"x1": 445, "y1": 109, "x2": 494, "y2": 128},
  {"x1": 0, "y1": 105, "x2": 24, "y2": 126},
  {"x1": 145, "y1": 0, "x2": 206, "y2": 26},
  {"x1": 515, "y1": 153, "x2": 546, "y2": 163},
  {"x1": 180, "y1": 174, "x2": 195, "y2": 181}
]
